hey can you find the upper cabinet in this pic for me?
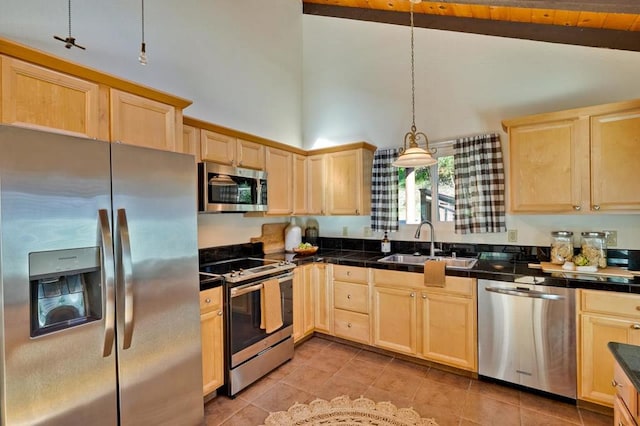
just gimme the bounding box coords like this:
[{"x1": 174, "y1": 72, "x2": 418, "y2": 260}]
[
  {"x1": 265, "y1": 146, "x2": 293, "y2": 215},
  {"x1": 293, "y1": 154, "x2": 308, "y2": 215},
  {"x1": 0, "y1": 38, "x2": 192, "y2": 153},
  {"x1": 200, "y1": 129, "x2": 265, "y2": 170},
  {"x1": 503, "y1": 98, "x2": 640, "y2": 214},
  {"x1": 306, "y1": 154, "x2": 326, "y2": 215},
  {"x1": 110, "y1": 89, "x2": 178, "y2": 152},
  {"x1": 325, "y1": 148, "x2": 374, "y2": 216},
  {"x1": 182, "y1": 124, "x2": 201, "y2": 163},
  {"x1": 1, "y1": 56, "x2": 107, "y2": 139}
]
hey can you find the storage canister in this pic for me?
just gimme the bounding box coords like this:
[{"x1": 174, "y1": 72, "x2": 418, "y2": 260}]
[
  {"x1": 550, "y1": 231, "x2": 573, "y2": 265},
  {"x1": 580, "y1": 232, "x2": 607, "y2": 268}
]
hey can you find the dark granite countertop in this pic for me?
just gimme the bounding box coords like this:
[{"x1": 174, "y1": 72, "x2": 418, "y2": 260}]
[
  {"x1": 285, "y1": 249, "x2": 640, "y2": 293},
  {"x1": 609, "y1": 342, "x2": 640, "y2": 392}
]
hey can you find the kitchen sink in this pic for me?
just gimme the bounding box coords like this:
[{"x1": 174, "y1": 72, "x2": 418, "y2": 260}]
[{"x1": 377, "y1": 253, "x2": 478, "y2": 269}]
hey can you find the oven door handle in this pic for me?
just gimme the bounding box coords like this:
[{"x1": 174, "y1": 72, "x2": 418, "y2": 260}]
[{"x1": 231, "y1": 283, "x2": 264, "y2": 298}]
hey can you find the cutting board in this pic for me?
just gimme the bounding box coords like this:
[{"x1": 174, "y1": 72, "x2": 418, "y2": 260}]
[
  {"x1": 529, "y1": 262, "x2": 635, "y2": 279},
  {"x1": 250, "y1": 222, "x2": 288, "y2": 254}
]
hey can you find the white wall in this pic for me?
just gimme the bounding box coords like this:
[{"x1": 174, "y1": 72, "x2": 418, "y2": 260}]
[
  {"x1": 0, "y1": 0, "x2": 303, "y2": 147},
  {"x1": 303, "y1": 15, "x2": 640, "y2": 250}
]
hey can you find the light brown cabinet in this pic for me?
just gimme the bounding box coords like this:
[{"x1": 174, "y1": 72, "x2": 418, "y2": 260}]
[
  {"x1": 200, "y1": 129, "x2": 265, "y2": 170},
  {"x1": 1, "y1": 55, "x2": 107, "y2": 139},
  {"x1": 372, "y1": 269, "x2": 477, "y2": 371},
  {"x1": 503, "y1": 98, "x2": 640, "y2": 213},
  {"x1": 181, "y1": 124, "x2": 201, "y2": 163},
  {"x1": 293, "y1": 265, "x2": 314, "y2": 343},
  {"x1": 311, "y1": 263, "x2": 332, "y2": 334},
  {"x1": 293, "y1": 154, "x2": 308, "y2": 215},
  {"x1": 200, "y1": 287, "x2": 224, "y2": 397},
  {"x1": 613, "y1": 360, "x2": 639, "y2": 425},
  {"x1": 265, "y1": 146, "x2": 293, "y2": 215},
  {"x1": 306, "y1": 154, "x2": 326, "y2": 215},
  {"x1": 110, "y1": 89, "x2": 179, "y2": 152},
  {"x1": 578, "y1": 289, "x2": 640, "y2": 407},
  {"x1": 325, "y1": 148, "x2": 373, "y2": 216},
  {"x1": 332, "y1": 265, "x2": 370, "y2": 345}
]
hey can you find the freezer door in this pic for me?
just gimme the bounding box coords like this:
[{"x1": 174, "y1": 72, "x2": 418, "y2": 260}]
[
  {"x1": 111, "y1": 143, "x2": 203, "y2": 425},
  {"x1": 0, "y1": 126, "x2": 118, "y2": 425}
]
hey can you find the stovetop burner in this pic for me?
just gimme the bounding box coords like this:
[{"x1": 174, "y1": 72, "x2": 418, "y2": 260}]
[{"x1": 200, "y1": 257, "x2": 295, "y2": 284}]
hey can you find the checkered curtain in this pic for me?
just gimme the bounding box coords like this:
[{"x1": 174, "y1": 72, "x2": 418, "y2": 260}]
[
  {"x1": 453, "y1": 133, "x2": 506, "y2": 234},
  {"x1": 371, "y1": 148, "x2": 400, "y2": 232}
]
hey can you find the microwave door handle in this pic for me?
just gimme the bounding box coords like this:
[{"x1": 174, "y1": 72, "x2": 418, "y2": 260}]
[
  {"x1": 117, "y1": 208, "x2": 135, "y2": 350},
  {"x1": 98, "y1": 209, "x2": 116, "y2": 357}
]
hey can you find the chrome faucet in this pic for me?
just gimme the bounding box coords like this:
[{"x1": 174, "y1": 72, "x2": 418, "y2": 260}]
[{"x1": 414, "y1": 220, "x2": 436, "y2": 257}]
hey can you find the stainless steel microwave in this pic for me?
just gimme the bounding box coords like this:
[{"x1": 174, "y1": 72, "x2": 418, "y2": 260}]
[{"x1": 198, "y1": 162, "x2": 268, "y2": 213}]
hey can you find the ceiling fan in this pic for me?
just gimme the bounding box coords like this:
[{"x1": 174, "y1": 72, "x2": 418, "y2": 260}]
[{"x1": 53, "y1": 0, "x2": 85, "y2": 50}]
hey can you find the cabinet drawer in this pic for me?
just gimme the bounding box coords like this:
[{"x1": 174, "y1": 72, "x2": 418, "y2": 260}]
[
  {"x1": 373, "y1": 269, "x2": 474, "y2": 297},
  {"x1": 334, "y1": 309, "x2": 370, "y2": 344},
  {"x1": 333, "y1": 265, "x2": 368, "y2": 283},
  {"x1": 200, "y1": 287, "x2": 222, "y2": 314},
  {"x1": 615, "y1": 361, "x2": 638, "y2": 419},
  {"x1": 582, "y1": 290, "x2": 640, "y2": 318},
  {"x1": 334, "y1": 281, "x2": 369, "y2": 313}
]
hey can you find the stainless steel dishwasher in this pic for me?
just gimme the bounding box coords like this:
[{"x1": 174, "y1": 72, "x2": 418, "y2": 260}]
[{"x1": 478, "y1": 278, "x2": 576, "y2": 400}]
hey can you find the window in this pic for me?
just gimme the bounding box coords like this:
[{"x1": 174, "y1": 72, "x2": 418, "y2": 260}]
[{"x1": 398, "y1": 143, "x2": 455, "y2": 225}]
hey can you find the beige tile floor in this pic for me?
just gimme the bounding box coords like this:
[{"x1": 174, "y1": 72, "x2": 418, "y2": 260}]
[{"x1": 204, "y1": 336, "x2": 613, "y2": 425}]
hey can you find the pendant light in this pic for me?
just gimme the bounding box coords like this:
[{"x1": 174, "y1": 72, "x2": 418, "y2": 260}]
[
  {"x1": 53, "y1": 0, "x2": 86, "y2": 50},
  {"x1": 138, "y1": 0, "x2": 147, "y2": 65},
  {"x1": 392, "y1": 0, "x2": 437, "y2": 168}
]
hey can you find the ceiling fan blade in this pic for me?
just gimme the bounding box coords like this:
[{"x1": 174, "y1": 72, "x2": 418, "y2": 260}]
[
  {"x1": 74, "y1": 42, "x2": 86, "y2": 50},
  {"x1": 53, "y1": 35, "x2": 66, "y2": 43}
]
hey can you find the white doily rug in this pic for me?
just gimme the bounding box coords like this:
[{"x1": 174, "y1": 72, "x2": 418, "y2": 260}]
[{"x1": 262, "y1": 395, "x2": 439, "y2": 426}]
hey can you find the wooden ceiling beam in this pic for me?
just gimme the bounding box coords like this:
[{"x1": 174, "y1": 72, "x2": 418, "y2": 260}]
[
  {"x1": 414, "y1": 0, "x2": 640, "y2": 14},
  {"x1": 303, "y1": 3, "x2": 640, "y2": 51}
]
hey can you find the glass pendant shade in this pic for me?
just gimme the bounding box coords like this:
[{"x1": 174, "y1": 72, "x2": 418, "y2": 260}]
[{"x1": 392, "y1": 145, "x2": 437, "y2": 167}]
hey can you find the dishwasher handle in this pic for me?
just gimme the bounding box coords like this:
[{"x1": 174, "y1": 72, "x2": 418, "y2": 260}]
[{"x1": 484, "y1": 286, "x2": 564, "y2": 300}]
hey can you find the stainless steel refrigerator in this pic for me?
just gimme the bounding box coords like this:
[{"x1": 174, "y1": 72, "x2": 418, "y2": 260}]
[{"x1": 0, "y1": 125, "x2": 204, "y2": 425}]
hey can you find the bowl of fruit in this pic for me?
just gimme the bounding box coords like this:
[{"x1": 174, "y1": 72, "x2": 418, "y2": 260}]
[{"x1": 293, "y1": 242, "x2": 318, "y2": 256}]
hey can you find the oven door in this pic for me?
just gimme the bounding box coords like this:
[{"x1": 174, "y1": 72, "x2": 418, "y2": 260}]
[{"x1": 228, "y1": 273, "x2": 293, "y2": 368}]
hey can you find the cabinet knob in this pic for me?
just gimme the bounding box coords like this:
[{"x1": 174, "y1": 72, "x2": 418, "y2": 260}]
[
  {"x1": 422, "y1": 294, "x2": 427, "y2": 299},
  {"x1": 217, "y1": 311, "x2": 223, "y2": 316},
  {"x1": 347, "y1": 271, "x2": 351, "y2": 276},
  {"x1": 347, "y1": 322, "x2": 352, "y2": 328},
  {"x1": 593, "y1": 205, "x2": 601, "y2": 211},
  {"x1": 410, "y1": 292, "x2": 415, "y2": 298},
  {"x1": 347, "y1": 294, "x2": 351, "y2": 299},
  {"x1": 612, "y1": 379, "x2": 622, "y2": 388},
  {"x1": 355, "y1": 209, "x2": 359, "y2": 215},
  {"x1": 632, "y1": 324, "x2": 640, "y2": 330},
  {"x1": 573, "y1": 205, "x2": 582, "y2": 211},
  {"x1": 205, "y1": 298, "x2": 211, "y2": 304}
]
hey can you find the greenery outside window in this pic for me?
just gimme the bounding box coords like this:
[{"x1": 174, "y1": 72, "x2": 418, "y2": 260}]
[{"x1": 398, "y1": 143, "x2": 454, "y2": 225}]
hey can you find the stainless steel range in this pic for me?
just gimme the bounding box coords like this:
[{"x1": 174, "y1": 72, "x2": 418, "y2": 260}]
[{"x1": 200, "y1": 257, "x2": 295, "y2": 396}]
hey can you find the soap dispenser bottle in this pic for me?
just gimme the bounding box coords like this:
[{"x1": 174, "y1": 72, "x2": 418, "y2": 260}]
[{"x1": 381, "y1": 231, "x2": 391, "y2": 254}]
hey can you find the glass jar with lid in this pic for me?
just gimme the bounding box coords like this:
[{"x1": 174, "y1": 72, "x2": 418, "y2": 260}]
[
  {"x1": 580, "y1": 232, "x2": 607, "y2": 268},
  {"x1": 550, "y1": 231, "x2": 573, "y2": 264}
]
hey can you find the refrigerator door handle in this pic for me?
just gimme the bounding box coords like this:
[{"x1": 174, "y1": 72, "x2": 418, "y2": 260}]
[
  {"x1": 117, "y1": 208, "x2": 135, "y2": 350},
  {"x1": 99, "y1": 209, "x2": 116, "y2": 357}
]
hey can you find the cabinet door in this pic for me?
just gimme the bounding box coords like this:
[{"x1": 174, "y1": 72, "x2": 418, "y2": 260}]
[
  {"x1": 311, "y1": 263, "x2": 332, "y2": 334},
  {"x1": 200, "y1": 130, "x2": 236, "y2": 165},
  {"x1": 293, "y1": 266, "x2": 306, "y2": 343},
  {"x1": 591, "y1": 108, "x2": 640, "y2": 211},
  {"x1": 237, "y1": 138, "x2": 265, "y2": 170},
  {"x1": 326, "y1": 150, "x2": 362, "y2": 215},
  {"x1": 614, "y1": 395, "x2": 637, "y2": 426},
  {"x1": 110, "y1": 89, "x2": 177, "y2": 151},
  {"x1": 293, "y1": 154, "x2": 308, "y2": 215},
  {"x1": 302, "y1": 266, "x2": 315, "y2": 336},
  {"x1": 420, "y1": 293, "x2": 476, "y2": 371},
  {"x1": 508, "y1": 118, "x2": 589, "y2": 213},
  {"x1": 181, "y1": 124, "x2": 200, "y2": 162},
  {"x1": 579, "y1": 313, "x2": 640, "y2": 406},
  {"x1": 265, "y1": 146, "x2": 293, "y2": 215},
  {"x1": 307, "y1": 154, "x2": 326, "y2": 215},
  {"x1": 373, "y1": 286, "x2": 417, "y2": 355},
  {"x1": 200, "y1": 287, "x2": 224, "y2": 396},
  {"x1": 1, "y1": 56, "x2": 105, "y2": 139}
]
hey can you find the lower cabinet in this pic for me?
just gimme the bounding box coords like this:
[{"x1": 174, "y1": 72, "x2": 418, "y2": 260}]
[
  {"x1": 293, "y1": 265, "x2": 314, "y2": 343},
  {"x1": 372, "y1": 269, "x2": 477, "y2": 372},
  {"x1": 578, "y1": 290, "x2": 640, "y2": 407},
  {"x1": 200, "y1": 287, "x2": 224, "y2": 397},
  {"x1": 311, "y1": 263, "x2": 333, "y2": 334},
  {"x1": 613, "y1": 360, "x2": 639, "y2": 425},
  {"x1": 332, "y1": 265, "x2": 370, "y2": 345}
]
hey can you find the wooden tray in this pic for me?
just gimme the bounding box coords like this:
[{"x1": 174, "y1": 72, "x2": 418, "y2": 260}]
[
  {"x1": 250, "y1": 222, "x2": 288, "y2": 254},
  {"x1": 529, "y1": 262, "x2": 635, "y2": 279}
]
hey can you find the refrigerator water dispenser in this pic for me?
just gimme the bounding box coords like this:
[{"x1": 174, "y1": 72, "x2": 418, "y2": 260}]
[{"x1": 29, "y1": 247, "x2": 103, "y2": 337}]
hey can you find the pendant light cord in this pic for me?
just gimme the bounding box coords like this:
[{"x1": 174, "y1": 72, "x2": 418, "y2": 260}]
[
  {"x1": 67, "y1": 0, "x2": 72, "y2": 38},
  {"x1": 410, "y1": 1, "x2": 416, "y2": 131},
  {"x1": 141, "y1": 0, "x2": 145, "y2": 44}
]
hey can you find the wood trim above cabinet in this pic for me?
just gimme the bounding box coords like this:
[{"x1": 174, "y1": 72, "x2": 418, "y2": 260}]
[{"x1": 0, "y1": 37, "x2": 192, "y2": 109}]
